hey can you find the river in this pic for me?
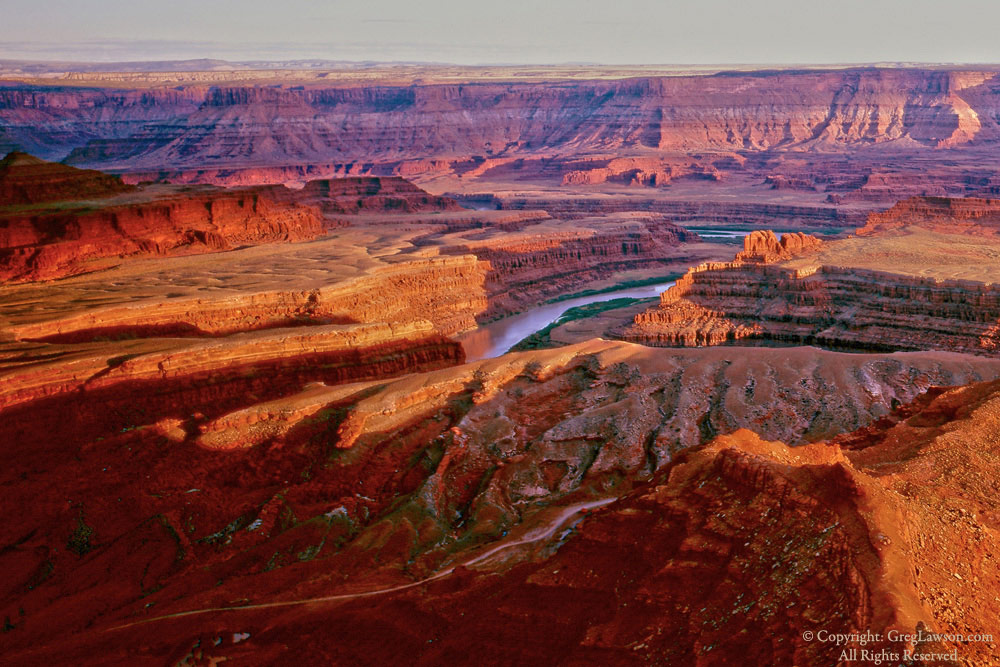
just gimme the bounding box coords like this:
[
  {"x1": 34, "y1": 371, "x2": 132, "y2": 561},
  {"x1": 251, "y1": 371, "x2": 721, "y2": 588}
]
[
  {"x1": 459, "y1": 279, "x2": 677, "y2": 361},
  {"x1": 459, "y1": 228, "x2": 816, "y2": 361}
]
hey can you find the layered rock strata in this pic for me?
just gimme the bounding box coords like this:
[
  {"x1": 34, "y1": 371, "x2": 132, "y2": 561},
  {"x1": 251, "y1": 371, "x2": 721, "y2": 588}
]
[
  {"x1": 442, "y1": 214, "x2": 701, "y2": 316},
  {"x1": 623, "y1": 228, "x2": 1000, "y2": 354},
  {"x1": 735, "y1": 229, "x2": 824, "y2": 262},
  {"x1": 477, "y1": 193, "x2": 863, "y2": 230},
  {"x1": 2, "y1": 340, "x2": 999, "y2": 663},
  {"x1": 0, "y1": 156, "x2": 325, "y2": 282},
  {"x1": 5, "y1": 68, "x2": 1000, "y2": 168},
  {"x1": 857, "y1": 195, "x2": 1000, "y2": 236},
  {"x1": 0, "y1": 322, "x2": 464, "y2": 453},
  {"x1": 6, "y1": 255, "x2": 490, "y2": 342}
]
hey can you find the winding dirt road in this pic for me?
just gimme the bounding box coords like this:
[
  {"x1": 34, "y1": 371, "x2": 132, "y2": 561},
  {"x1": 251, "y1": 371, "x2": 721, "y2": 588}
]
[{"x1": 107, "y1": 496, "x2": 617, "y2": 631}]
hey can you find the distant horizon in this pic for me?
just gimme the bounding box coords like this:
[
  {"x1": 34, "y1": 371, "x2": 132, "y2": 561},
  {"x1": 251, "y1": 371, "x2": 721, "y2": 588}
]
[
  {"x1": 3, "y1": 1, "x2": 1000, "y2": 66},
  {"x1": 1, "y1": 54, "x2": 998, "y2": 70}
]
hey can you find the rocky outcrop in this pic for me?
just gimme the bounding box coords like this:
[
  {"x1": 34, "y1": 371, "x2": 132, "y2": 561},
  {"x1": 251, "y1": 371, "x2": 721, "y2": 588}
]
[
  {"x1": 560, "y1": 157, "x2": 720, "y2": 187},
  {"x1": 291, "y1": 408, "x2": 996, "y2": 666},
  {"x1": 622, "y1": 225, "x2": 1000, "y2": 352},
  {"x1": 0, "y1": 156, "x2": 325, "y2": 282},
  {"x1": 857, "y1": 195, "x2": 1000, "y2": 236},
  {"x1": 735, "y1": 229, "x2": 823, "y2": 262},
  {"x1": 2, "y1": 340, "x2": 999, "y2": 663},
  {"x1": 0, "y1": 151, "x2": 134, "y2": 205}
]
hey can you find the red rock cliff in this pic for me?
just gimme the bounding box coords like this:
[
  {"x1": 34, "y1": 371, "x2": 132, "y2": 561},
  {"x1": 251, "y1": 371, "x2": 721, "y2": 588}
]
[
  {"x1": 625, "y1": 260, "x2": 1000, "y2": 353},
  {"x1": 858, "y1": 195, "x2": 1000, "y2": 236},
  {"x1": 0, "y1": 158, "x2": 324, "y2": 282},
  {"x1": 3, "y1": 68, "x2": 998, "y2": 169}
]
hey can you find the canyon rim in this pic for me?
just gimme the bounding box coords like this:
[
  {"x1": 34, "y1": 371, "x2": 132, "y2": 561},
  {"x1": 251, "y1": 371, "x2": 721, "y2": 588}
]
[{"x1": 5, "y1": 2, "x2": 1000, "y2": 665}]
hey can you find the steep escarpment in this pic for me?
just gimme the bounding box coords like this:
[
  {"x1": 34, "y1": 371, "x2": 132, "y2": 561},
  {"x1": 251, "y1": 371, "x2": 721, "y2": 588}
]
[
  {"x1": 473, "y1": 192, "x2": 863, "y2": 229},
  {"x1": 0, "y1": 156, "x2": 324, "y2": 282},
  {"x1": 626, "y1": 262, "x2": 1000, "y2": 353},
  {"x1": 3, "y1": 340, "x2": 998, "y2": 664},
  {"x1": 624, "y1": 226, "x2": 1000, "y2": 354},
  {"x1": 4, "y1": 68, "x2": 1000, "y2": 169},
  {"x1": 0, "y1": 321, "x2": 463, "y2": 443}
]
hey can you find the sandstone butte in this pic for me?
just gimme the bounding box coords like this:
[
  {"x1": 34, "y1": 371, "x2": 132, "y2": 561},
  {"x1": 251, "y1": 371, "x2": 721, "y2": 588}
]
[
  {"x1": 1, "y1": 340, "x2": 999, "y2": 664},
  {"x1": 623, "y1": 201, "x2": 1000, "y2": 354}
]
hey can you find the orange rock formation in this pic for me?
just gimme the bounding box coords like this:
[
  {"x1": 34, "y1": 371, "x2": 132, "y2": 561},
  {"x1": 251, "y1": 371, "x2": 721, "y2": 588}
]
[
  {"x1": 623, "y1": 224, "x2": 1000, "y2": 353},
  {"x1": 2, "y1": 341, "x2": 998, "y2": 664},
  {"x1": 0, "y1": 155, "x2": 324, "y2": 282},
  {"x1": 857, "y1": 195, "x2": 1000, "y2": 236}
]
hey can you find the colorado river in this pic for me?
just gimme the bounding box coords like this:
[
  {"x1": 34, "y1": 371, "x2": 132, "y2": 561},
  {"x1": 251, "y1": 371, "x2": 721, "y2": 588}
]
[
  {"x1": 460, "y1": 280, "x2": 677, "y2": 361},
  {"x1": 458, "y1": 227, "x2": 820, "y2": 361}
]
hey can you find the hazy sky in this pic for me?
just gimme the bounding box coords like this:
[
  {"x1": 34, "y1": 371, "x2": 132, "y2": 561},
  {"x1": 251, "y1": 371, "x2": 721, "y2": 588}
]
[{"x1": 1, "y1": 0, "x2": 999, "y2": 65}]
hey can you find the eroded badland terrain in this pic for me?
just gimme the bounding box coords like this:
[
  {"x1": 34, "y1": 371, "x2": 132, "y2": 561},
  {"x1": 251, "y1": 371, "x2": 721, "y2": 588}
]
[{"x1": 4, "y1": 63, "x2": 1000, "y2": 665}]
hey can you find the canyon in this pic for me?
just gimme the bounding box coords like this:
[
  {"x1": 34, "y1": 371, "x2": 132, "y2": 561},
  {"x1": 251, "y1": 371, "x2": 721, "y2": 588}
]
[
  {"x1": 7, "y1": 67, "x2": 1000, "y2": 234},
  {"x1": 5, "y1": 62, "x2": 1000, "y2": 665},
  {"x1": 3, "y1": 341, "x2": 1000, "y2": 663},
  {"x1": 624, "y1": 202, "x2": 1000, "y2": 355},
  {"x1": 4, "y1": 69, "x2": 1000, "y2": 168}
]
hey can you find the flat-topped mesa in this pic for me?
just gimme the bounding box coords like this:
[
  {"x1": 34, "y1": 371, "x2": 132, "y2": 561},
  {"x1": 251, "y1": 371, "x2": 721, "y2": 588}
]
[
  {"x1": 0, "y1": 151, "x2": 135, "y2": 205},
  {"x1": 298, "y1": 176, "x2": 464, "y2": 214},
  {"x1": 857, "y1": 195, "x2": 1000, "y2": 236},
  {"x1": 0, "y1": 159, "x2": 325, "y2": 282},
  {"x1": 734, "y1": 229, "x2": 824, "y2": 263}
]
